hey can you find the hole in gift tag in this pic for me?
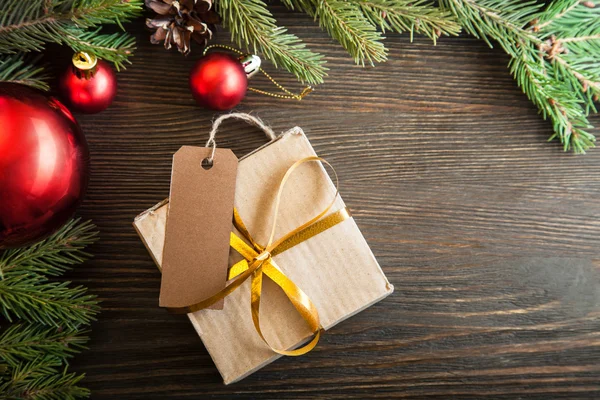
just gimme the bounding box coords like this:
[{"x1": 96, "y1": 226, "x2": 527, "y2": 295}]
[{"x1": 202, "y1": 157, "x2": 213, "y2": 170}]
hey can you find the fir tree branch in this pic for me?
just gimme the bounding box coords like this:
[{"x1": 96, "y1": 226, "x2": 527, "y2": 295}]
[
  {"x1": 216, "y1": 0, "x2": 327, "y2": 85},
  {"x1": 0, "y1": 0, "x2": 142, "y2": 69},
  {"x1": 553, "y1": 52, "x2": 600, "y2": 95},
  {"x1": 0, "y1": 219, "x2": 97, "y2": 399},
  {"x1": 354, "y1": 0, "x2": 461, "y2": 43},
  {"x1": 441, "y1": 0, "x2": 598, "y2": 153},
  {"x1": 533, "y1": 1, "x2": 600, "y2": 114},
  {"x1": 510, "y1": 44, "x2": 594, "y2": 152},
  {"x1": 0, "y1": 324, "x2": 88, "y2": 367},
  {"x1": 0, "y1": 54, "x2": 49, "y2": 90},
  {"x1": 440, "y1": 0, "x2": 541, "y2": 54},
  {"x1": 0, "y1": 275, "x2": 99, "y2": 329},
  {"x1": 317, "y1": 0, "x2": 387, "y2": 65},
  {"x1": 532, "y1": 0, "x2": 584, "y2": 33},
  {"x1": 62, "y1": 27, "x2": 137, "y2": 70},
  {"x1": 0, "y1": 0, "x2": 141, "y2": 34},
  {"x1": 286, "y1": 0, "x2": 387, "y2": 65},
  {"x1": 0, "y1": 219, "x2": 98, "y2": 280},
  {"x1": 0, "y1": 219, "x2": 100, "y2": 329},
  {"x1": 0, "y1": 359, "x2": 88, "y2": 400}
]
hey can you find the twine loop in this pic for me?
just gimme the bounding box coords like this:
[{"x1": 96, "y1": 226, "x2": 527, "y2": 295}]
[{"x1": 205, "y1": 113, "x2": 276, "y2": 163}]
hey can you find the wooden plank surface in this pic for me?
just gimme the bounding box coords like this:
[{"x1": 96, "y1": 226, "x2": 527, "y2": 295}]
[{"x1": 65, "y1": 9, "x2": 600, "y2": 399}]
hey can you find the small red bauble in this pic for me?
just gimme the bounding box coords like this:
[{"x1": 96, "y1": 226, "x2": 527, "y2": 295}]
[
  {"x1": 0, "y1": 83, "x2": 90, "y2": 248},
  {"x1": 189, "y1": 52, "x2": 248, "y2": 110},
  {"x1": 59, "y1": 52, "x2": 117, "y2": 114}
]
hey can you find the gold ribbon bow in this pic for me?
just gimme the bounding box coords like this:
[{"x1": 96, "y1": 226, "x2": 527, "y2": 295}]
[{"x1": 168, "y1": 156, "x2": 351, "y2": 356}]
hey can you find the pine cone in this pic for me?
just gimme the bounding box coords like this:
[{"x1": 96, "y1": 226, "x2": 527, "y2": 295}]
[{"x1": 146, "y1": 0, "x2": 220, "y2": 55}]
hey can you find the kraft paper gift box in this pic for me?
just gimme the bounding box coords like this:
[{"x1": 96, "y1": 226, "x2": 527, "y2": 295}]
[{"x1": 133, "y1": 127, "x2": 393, "y2": 384}]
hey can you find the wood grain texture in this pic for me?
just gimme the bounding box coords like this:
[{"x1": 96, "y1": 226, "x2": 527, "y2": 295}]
[{"x1": 63, "y1": 8, "x2": 600, "y2": 399}]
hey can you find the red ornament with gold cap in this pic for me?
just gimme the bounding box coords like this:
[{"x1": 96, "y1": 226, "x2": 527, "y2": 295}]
[
  {"x1": 59, "y1": 52, "x2": 118, "y2": 114},
  {"x1": 189, "y1": 47, "x2": 313, "y2": 111},
  {"x1": 189, "y1": 52, "x2": 257, "y2": 110}
]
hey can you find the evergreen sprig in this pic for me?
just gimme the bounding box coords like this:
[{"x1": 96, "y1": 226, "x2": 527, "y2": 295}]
[
  {"x1": 356, "y1": 0, "x2": 462, "y2": 43},
  {"x1": 439, "y1": 0, "x2": 542, "y2": 54},
  {"x1": 440, "y1": 0, "x2": 600, "y2": 153},
  {"x1": 1, "y1": 359, "x2": 89, "y2": 400},
  {"x1": 216, "y1": 0, "x2": 327, "y2": 85},
  {"x1": 0, "y1": 275, "x2": 99, "y2": 329},
  {"x1": 535, "y1": 1, "x2": 600, "y2": 115},
  {"x1": 216, "y1": 0, "x2": 459, "y2": 84},
  {"x1": 0, "y1": 0, "x2": 142, "y2": 70},
  {"x1": 0, "y1": 324, "x2": 88, "y2": 368},
  {"x1": 314, "y1": 0, "x2": 387, "y2": 65},
  {"x1": 0, "y1": 54, "x2": 48, "y2": 90},
  {"x1": 0, "y1": 220, "x2": 99, "y2": 399},
  {"x1": 0, "y1": 219, "x2": 100, "y2": 329},
  {"x1": 0, "y1": 219, "x2": 98, "y2": 280},
  {"x1": 283, "y1": 0, "x2": 387, "y2": 65}
]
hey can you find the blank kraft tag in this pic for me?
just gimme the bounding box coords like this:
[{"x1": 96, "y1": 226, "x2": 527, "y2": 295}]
[{"x1": 160, "y1": 146, "x2": 238, "y2": 309}]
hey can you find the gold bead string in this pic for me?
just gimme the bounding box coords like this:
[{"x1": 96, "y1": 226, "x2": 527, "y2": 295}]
[{"x1": 203, "y1": 44, "x2": 313, "y2": 101}]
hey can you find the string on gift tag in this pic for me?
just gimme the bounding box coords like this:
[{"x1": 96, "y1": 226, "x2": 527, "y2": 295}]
[
  {"x1": 205, "y1": 113, "x2": 276, "y2": 164},
  {"x1": 203, "y1": 44, "x2": 314, "y2": 101}
]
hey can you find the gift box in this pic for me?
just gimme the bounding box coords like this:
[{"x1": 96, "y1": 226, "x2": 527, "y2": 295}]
[{"x1": 133, "y1": 127, "x2": 393, "y2": 384}]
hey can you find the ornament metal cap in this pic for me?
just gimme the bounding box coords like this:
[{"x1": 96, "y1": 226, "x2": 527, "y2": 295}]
[
  {"x1": 72, "y1": 52, "x2": 98, "y2": 70},
  {"x1": 239, "y1": 54, "x2": 261, "y2": 79}
]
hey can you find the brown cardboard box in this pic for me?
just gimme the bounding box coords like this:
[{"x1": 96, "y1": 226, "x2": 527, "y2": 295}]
[{"x1": 133, "y1": 127, "x2": 394, "y2": 384}]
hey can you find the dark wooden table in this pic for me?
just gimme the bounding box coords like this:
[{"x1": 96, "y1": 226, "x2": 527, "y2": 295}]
[{"x1": 68, "y1": 9, "x2": 600, "y2": 399}]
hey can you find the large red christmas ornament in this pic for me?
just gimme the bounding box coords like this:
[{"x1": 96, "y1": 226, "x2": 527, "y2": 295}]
[
  {"x1": 189, "y1": 52, "x2": 254, "y2": 110},
  {"x1": 59, "y1": 52, "x2": 117, "y2": 114},
  {"x1": 0, "y1": 83, "x2": 90, "y2": 249}
]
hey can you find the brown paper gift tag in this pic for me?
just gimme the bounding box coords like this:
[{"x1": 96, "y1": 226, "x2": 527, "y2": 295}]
[{"x1": 159, "y1": 146, "x2": 238, "y2": 310}]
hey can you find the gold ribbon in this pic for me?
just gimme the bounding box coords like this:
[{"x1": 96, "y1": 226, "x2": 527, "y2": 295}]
[{"x1": 167, "y1": 156, "x2": 351, "y2": 356}]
